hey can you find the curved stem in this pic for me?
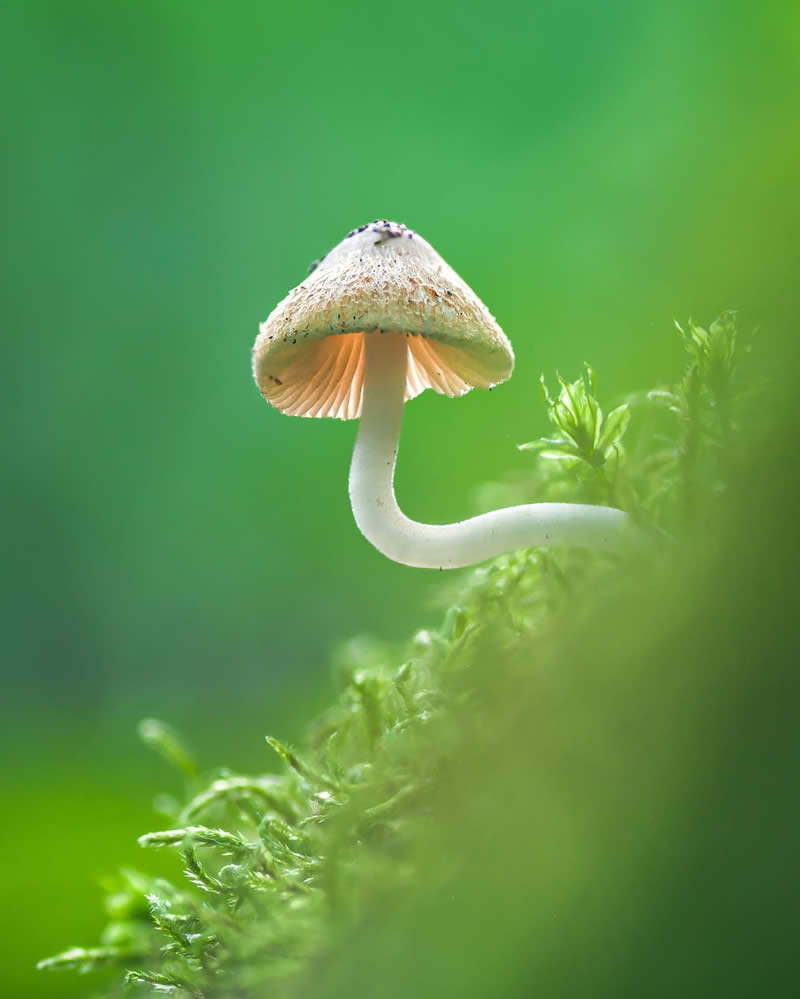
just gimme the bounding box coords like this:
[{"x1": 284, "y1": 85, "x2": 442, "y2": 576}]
[{"x1": 348, "y1": 333, "x2": 634, "y2": 569}]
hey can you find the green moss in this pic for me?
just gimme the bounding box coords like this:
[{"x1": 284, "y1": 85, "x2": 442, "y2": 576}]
[{"x1": 42, "y1": 313, "x2": 779, "y2": 997}]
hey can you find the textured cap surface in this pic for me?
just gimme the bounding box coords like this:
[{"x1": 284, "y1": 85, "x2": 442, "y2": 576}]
[{"x1": 252, "y1": 220, "x2": 514, "y2": 419}]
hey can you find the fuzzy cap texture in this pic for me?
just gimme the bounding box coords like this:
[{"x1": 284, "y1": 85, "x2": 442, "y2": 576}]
[{"x1": 252, "y1": 220, "x2": 514, "y2": 419}]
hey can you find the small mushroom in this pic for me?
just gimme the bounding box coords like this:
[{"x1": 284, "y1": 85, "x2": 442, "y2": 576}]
[{"x1": 252, "y1": 221, "x2": 632, "y2": 569}]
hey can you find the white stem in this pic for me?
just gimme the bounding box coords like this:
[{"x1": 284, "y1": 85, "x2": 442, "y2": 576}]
[{"x1": 348, "y1": 333, "x2": 634, "y2": 569}]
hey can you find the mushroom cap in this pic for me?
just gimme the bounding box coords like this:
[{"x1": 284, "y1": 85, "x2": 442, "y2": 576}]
[{"x1": 252, "y1": 220, "x2": 514, "y2": 419}]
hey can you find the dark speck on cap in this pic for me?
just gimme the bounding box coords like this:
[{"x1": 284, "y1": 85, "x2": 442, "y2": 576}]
[{"x1": 344, "y1": 219, "x2": 417, "y2": 244}]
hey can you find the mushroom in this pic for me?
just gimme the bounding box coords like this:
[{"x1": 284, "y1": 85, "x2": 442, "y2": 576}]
[{"x1": 252, "y1": 220, "x2": 632, "y2": 569}]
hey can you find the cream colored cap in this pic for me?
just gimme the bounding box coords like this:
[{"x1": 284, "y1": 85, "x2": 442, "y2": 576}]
[{"x1": 252, "y1": 220, "x2": 514, "y2": 419}]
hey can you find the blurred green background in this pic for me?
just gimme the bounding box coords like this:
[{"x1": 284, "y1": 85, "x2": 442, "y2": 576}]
[{"x1": 1, "y1": 0, "x2": 797, "y2": 995}]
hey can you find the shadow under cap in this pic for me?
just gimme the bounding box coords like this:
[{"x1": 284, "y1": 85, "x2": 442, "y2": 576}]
[{"x1": 252, "y1": 220, "x2": 515, "y2": 419}]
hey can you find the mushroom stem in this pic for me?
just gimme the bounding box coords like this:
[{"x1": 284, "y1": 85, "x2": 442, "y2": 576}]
[{"x1": 348, "y1": 332, "x2": 634, "y2": 569}]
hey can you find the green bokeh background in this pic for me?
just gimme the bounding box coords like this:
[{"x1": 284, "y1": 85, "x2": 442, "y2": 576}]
[{"x1": 1, "y1": 1, "x2": 797, "y2": 994}]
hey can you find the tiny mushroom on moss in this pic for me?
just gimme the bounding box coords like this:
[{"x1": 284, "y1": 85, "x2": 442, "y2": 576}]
[{"x1": 252, "y1": 220, "x2": 633, "y2": 569}]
